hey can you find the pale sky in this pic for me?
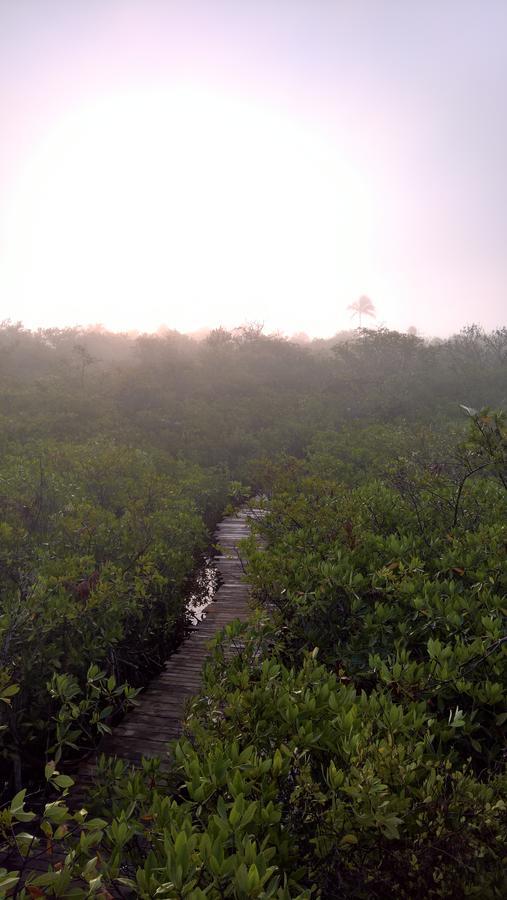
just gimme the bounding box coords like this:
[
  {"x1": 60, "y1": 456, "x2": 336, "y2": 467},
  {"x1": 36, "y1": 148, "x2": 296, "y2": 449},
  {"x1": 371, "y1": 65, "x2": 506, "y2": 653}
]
[{"x1": 0, "y1": 0, "x2": 506, "y2": 337}]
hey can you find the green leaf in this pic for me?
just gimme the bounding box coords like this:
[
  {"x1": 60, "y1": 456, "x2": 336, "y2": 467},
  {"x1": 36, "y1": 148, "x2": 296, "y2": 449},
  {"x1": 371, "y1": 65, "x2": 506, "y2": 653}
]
[
  {"x1": 54, "y1": 774, "x2": 74, "y2": 789},
  {"x1": 1, "y1": 683, "x2": 20, "y2": 699}
]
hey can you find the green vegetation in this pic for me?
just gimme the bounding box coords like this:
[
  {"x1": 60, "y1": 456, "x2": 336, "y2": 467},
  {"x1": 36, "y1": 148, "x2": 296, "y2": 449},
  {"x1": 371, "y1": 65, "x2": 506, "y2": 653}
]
[
  {"x1": 0, "y1": 321, "x2": 505, "y2": 896},
  {"x1": 1, "y1": 321, "x2": 506, "y2": 472},
  {"x1": 0, "y1": 439, "x2": 228, "y2": 783}
]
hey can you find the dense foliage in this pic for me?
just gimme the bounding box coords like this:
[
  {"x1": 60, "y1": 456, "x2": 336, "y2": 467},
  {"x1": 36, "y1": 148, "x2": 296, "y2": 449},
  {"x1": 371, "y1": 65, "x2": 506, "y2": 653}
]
[
  {"x1": 1, "y1": 321, "x2": 505, "y2": 474},
  {"x1": 0, "y1": 321, "x2": 505, "y2": 896},
  {"x1": 0, "y1": 439, "x2": 229, "y2": 784}
]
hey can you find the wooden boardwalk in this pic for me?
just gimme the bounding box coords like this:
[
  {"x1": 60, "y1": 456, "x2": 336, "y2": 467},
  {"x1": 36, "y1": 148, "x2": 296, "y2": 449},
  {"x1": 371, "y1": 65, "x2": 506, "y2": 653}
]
[
  {"x1": 77, "y1": 507, "x2": 254, "y2": 779},
  {"x1": 0, "y1": 509, "x2": 257, "y2": 883}
]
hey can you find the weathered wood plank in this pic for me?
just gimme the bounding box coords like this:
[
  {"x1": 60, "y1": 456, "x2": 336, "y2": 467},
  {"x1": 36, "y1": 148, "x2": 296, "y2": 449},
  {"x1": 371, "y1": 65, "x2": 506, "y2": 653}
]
[{"x1": 70, "y1": 507, "x2": 255, "y2": 797}]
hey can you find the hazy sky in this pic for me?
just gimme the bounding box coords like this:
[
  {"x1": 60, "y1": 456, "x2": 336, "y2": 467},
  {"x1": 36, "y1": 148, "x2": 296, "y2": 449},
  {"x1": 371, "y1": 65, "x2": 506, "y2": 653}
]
[{"x1": 1, "y1": 0, "x2": 506, "y2": 337}]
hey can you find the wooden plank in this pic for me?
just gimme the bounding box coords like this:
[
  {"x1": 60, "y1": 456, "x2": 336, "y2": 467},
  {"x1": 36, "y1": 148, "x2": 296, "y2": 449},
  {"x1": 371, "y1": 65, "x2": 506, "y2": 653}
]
[{"x1": 70, "y1": 507, "x2": 256, "y2": 803}]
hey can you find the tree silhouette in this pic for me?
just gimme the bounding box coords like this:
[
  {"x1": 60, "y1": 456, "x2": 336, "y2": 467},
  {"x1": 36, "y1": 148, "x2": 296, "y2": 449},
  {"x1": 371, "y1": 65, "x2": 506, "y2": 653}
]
[{"x1": 347, "y1": 295, "x2": 376, "y2": 327}]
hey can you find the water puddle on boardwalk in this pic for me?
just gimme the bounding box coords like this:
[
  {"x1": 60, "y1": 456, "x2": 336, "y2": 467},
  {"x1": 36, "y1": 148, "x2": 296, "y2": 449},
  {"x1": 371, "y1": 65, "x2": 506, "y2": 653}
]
[{"x1": 185, "y1": 554, "x2": 222, "y2": 624}]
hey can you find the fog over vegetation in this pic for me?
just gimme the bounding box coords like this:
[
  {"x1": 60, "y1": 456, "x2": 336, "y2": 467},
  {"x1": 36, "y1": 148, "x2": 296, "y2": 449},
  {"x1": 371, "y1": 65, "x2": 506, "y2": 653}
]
[
  {"x1": 1, "y1": 0, "x2": 507, "y2": 895},
  {"x1": 0, "y1": 317, "x2": 506, "y2": 895},
  {"x1": 1, "y1": 320, "x2": 505, "y2": 468}
]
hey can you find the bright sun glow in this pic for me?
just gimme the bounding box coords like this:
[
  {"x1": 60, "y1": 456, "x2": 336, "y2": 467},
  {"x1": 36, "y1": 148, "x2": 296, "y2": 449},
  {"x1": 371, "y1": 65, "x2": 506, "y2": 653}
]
[{"x1": 1, "y1": 89, "x2": 375, "y2": 334}]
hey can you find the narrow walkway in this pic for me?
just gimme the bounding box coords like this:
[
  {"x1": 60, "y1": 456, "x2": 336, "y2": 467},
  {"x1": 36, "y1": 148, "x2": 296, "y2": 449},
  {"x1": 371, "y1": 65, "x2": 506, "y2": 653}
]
[
  {"x1": 77, "y1": 507, "x2": 253, "y2": 780},
  {"x1": 0, "y1": 509, "x2": 256, "y2": 883}
]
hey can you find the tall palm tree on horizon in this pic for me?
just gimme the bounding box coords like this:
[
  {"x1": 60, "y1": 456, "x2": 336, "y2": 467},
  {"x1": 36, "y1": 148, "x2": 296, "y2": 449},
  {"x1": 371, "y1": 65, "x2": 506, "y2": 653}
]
[{"x1": 347, "y1": 295, "x2": 376, "y2": 327}]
